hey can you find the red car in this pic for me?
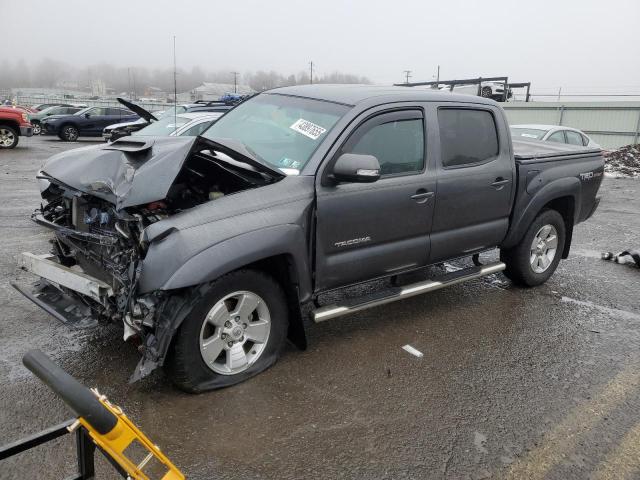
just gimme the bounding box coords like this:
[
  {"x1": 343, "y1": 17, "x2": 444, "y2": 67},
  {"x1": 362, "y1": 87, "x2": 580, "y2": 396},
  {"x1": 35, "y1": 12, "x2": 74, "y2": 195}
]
[{"x1": 0, "y1": 106, "x2": 33, "y2": 149}]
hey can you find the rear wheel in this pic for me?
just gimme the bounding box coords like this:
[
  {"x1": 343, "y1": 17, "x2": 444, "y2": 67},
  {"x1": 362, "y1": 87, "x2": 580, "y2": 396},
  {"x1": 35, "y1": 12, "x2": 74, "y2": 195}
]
[
  {"x1": 60, "y1": 124, "x2": 79, "y2": 142},
  {"x1": 501, "y1": 209, "x2": 566, "y2": 287},
  {"x1": 481, "y1": 86, "x2": 492, "y2": 98},
  {"x1": 165, "y1": 269, "x2": 289, "y2": 392},
  {"x1": 0, "y1": 126, "x2": 19, "y2": 149}
]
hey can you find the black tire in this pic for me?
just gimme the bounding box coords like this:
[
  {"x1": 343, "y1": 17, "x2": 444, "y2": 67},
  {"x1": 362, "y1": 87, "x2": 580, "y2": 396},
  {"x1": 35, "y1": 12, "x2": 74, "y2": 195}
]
[
  {"x1": 165, "y1": 269, "x2": 289, "y2": 393},
  {"x1": 501, "y1": 209, "x2": 566, "y2": 287},
  {"x1": 59, "y1": 124, "x2": 79, "y2": 142},
  {"x1": 481, "y1": 86, "x2": 492, "y2": 98},
  {"x1": 32, "y1": 121, "x2": 42, "y2": 135},
  {"x1": 0, "y1": 125, "x2": 19, "y2": 149}
]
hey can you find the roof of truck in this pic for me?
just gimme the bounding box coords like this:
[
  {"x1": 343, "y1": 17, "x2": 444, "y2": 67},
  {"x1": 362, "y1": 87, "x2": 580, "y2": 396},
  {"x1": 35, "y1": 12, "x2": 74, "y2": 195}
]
[{"x1": 267, "y1": 84, "x2": 497, "y2": 106}]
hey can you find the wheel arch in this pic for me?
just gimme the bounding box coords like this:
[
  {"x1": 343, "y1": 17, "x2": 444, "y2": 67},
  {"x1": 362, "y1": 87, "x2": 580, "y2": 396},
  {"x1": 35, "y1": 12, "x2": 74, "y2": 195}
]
[
  {"x1": 0, "y1": 120, "x2": 20, "y2": 132},
  {"x1": 502, "y1": 177, "x2": 580, "y2": 258}
]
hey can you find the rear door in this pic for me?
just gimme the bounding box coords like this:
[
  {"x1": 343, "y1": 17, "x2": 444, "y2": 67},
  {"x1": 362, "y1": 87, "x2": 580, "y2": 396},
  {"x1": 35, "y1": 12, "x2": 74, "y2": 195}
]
[
  {"x1": 429, "y1": 104, "x2": 514, "y2": 262},
  {"x1": 81, "y1": 107, "x2": 110, "y2": 134},
  {"x1": 315, "y1": 107, "x2": 436, "y2": 291}
]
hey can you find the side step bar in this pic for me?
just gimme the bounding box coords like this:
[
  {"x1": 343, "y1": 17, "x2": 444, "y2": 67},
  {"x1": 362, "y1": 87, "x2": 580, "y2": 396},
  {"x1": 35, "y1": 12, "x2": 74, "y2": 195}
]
[{"x1": 312, "y1": 261, "x2": 505, "y2": 323}]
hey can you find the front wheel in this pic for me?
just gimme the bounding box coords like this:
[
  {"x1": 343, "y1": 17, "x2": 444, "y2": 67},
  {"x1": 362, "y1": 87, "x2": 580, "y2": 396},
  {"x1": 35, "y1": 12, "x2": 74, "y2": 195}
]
[
  {"x1": 165, "y1": 269, "x2": 289, "y2": 392},
  {"x1": 59, "y1": 124, "x2": 79, "y2": 142},
  {"x1": 0, "y1": 125, "x2": 19, "y2": 149},
  {"x1": 501, "y1": 209, "x2": 566, "y2": 287},
  {"x1": 32, "y1": 122, "x2": 42, "y2": 135}
]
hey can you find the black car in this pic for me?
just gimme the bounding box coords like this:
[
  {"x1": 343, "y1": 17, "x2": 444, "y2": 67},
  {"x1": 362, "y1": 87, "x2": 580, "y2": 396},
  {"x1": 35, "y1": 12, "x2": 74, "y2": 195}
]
[
  {"x1": 41, "y1": 106, "x2": 138, "y2": 141},
  {"x1": 102, "y1": 98, "x2": 236, "y2": 142}
]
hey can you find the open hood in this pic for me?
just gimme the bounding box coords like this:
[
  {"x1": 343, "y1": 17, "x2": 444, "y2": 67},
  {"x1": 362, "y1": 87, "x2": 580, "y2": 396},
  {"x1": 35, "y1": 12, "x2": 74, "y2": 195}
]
[
  {"x1": 116, "y1": 97, "x2": 158, "y2": 122},
  {"x1": 40, "y1": 136, "x2": 196, "y2": 209}
]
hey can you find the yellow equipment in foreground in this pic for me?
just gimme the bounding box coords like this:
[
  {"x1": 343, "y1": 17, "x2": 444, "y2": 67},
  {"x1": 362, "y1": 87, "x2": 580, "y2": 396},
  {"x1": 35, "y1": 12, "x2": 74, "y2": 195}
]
[{"x1": 1, "y1": 349, "x2": 184, "y2": 479}]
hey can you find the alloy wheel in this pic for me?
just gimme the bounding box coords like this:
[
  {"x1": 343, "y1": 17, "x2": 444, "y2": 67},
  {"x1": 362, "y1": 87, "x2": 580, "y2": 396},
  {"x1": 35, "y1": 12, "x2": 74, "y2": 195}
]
[
  {"x1": 530, "y1": 224, "x2": 558, "y2": 273},
  {"x1": 199, "y1": 291, "x2": 271, "y2": 375},
  {"x1": 0, "y1": 128, "x2": 16, "y2": 147}
]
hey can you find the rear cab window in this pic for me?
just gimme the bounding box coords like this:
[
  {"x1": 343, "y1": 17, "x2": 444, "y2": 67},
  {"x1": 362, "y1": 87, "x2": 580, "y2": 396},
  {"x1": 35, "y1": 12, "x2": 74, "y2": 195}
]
[{"x1": 437, "y1": 108, "x2": 499, "y2": 168}]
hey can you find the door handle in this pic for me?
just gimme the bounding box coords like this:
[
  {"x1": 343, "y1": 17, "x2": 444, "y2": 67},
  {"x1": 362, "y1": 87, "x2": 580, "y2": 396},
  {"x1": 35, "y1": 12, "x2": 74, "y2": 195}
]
[
  {"x1": 490, "y1": 177, "x2": 510, "y2": 190},
  {"x1": 411, "y1": 190, "x2": 434, "y2": 203}
]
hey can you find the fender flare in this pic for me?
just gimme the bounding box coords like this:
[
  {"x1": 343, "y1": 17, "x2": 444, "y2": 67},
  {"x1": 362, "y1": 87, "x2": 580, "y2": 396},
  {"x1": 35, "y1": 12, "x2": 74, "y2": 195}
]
[
  {"x1": 502, "y1": 177, "x2": 580, "y2": 249},
  {"x1": 158, "y1": 224, "x2": 312, "y2": 299}
]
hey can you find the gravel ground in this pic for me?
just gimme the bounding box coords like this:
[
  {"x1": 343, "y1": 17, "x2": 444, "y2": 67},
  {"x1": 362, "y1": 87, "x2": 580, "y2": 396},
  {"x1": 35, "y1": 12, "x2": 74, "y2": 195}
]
[
  {"x1": 604, "y1": 144, "x2": 640, "y2": 178},
  {"x1": 1, "y1": 136, "x2": 639, "y2": 479}
]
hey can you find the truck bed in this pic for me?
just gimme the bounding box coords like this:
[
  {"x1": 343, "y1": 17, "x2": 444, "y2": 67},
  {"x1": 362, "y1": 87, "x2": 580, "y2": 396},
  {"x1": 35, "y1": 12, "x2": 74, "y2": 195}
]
[{"x1": 512, "y1": 138, "x2": 602, "y2": 162}]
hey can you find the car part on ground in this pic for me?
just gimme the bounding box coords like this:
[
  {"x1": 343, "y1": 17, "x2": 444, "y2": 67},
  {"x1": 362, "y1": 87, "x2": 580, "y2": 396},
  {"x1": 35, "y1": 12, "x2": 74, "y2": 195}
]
[
  {"x1": 16, "y1": 86, "x2": 604, "y2": 392},
  {"x1": 602, "y1": 249, "x2": 640, "y2": 268}
]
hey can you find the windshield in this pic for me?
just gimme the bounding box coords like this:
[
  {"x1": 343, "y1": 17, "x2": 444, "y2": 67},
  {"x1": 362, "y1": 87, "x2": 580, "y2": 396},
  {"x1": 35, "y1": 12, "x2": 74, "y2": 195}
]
[
  {"x1": 511, "y1": 127, "x2": 548, "y2": 140},
  {"x1": 133, "y1": 115, "x2": 190, "y2": 136},
  {"x1": 201, "y1": 94, "x2": 349, "y2": 172}
]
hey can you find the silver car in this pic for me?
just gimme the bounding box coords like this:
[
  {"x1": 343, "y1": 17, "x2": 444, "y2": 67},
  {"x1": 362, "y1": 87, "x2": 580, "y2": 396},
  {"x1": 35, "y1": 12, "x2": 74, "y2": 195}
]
[{"x1": 511, "y1": 124, "x2": 600, "y2": 148}]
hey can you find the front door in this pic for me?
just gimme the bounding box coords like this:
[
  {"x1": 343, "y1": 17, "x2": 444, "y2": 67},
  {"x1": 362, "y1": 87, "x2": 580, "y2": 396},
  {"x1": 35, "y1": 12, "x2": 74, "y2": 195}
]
[{"x1": 315, "y1": 108, "x2": 436, "y2": 291}]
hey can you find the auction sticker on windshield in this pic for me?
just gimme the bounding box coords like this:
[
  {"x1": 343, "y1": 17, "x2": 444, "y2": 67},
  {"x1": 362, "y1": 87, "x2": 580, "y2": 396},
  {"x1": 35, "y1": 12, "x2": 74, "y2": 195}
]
[{"x1": 290, "y1": 118, "x2": 327, "y2": 140}]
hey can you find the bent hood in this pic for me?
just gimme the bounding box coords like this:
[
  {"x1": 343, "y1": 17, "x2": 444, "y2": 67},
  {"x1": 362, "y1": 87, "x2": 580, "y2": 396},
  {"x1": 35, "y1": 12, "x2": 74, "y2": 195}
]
[
  {"x1": 40, "y1": 136, "x2": 197, "y2": 210},
  {"x1": 117, "y1": 97, "x2": 158, "y2": 122}
]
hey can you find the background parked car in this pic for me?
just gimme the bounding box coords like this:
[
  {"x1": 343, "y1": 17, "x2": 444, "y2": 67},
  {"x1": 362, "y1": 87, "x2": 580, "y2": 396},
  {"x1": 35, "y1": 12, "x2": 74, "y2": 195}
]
[
  {"x1": 130, "y1": 111, "x2": 223, "y2": 137},
  {"x1": 440, "y1": 81, "x2": 512, "y2": 101},
  {"x1": 0, "y1": 106, "x2": 33, "y2": 149},
  {"x1": 103, "y1": 99, "x2": 232, "y2": 141},
  {"x1": 29, "y1": 105, "x2": 83, "y2": 135},
  {"x1": 30, "y1": 103, "x2": 73, "y2": 112},
  {"x1": 41, "y1": 106, "x2": 138, "y2": 141},
  {"x1": 510, "y1": 124, "x2": 600, "y2": 148}
]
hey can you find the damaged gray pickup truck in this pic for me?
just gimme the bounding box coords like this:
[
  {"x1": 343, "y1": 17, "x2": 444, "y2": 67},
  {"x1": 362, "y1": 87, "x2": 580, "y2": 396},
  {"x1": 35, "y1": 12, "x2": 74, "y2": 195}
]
[{"x1": 14, "y1": 85, "x2": 604, "y2": 392}]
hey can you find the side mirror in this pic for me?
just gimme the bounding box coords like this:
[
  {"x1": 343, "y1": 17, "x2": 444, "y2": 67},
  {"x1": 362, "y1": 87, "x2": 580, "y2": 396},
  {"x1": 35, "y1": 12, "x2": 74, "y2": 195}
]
[{"x1": 332, "y1": 153, "x2": 380, "y2": 183}]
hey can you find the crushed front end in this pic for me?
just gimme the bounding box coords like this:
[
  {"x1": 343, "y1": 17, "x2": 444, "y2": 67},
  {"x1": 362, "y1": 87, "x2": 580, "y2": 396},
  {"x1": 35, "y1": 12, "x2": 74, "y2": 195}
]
[{"x1": 15, "y1": 179, "x2": 169, "y2": 352}]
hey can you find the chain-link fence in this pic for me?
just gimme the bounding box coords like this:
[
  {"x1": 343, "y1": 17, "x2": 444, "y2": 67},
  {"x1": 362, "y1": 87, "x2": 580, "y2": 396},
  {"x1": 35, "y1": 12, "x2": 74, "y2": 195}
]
[{"x1": 15, "y1": 95, "x2": 173, "y2": 112}]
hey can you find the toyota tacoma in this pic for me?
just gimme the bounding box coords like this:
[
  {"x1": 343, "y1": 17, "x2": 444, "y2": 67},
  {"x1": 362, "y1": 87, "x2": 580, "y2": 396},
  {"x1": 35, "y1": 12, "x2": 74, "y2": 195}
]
[{"x1": 14, "y1": 85, "x2": 604, "y2": 392}]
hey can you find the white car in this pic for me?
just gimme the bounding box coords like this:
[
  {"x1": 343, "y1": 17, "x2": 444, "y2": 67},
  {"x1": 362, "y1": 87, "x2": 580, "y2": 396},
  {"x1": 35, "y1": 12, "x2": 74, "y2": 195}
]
[
  {"x1": 132, "y1": 111, "x2": 223, "y2": 137},
  {"x1": 510, "y1": 124, "x2": 600, "y2": 148},
  {"x1": 440, "y1": 81, "x2": 511, "y2": 101}
]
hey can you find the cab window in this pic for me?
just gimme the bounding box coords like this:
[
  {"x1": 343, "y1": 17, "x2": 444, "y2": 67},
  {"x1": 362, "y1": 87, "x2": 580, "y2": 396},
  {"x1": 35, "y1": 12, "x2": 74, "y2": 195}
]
[
  {"x1": 342, "y1": 110, "x2": 425, "y2": 176},
  {"x1": 438, "y1": 108, "x2": 499, "y2": 167}
]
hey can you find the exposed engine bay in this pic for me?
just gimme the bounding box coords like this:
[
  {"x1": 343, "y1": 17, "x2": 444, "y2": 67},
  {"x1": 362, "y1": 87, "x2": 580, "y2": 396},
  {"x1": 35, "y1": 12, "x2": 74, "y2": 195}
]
[{"x1": 23, "y1": 138, "x2": 279, "y2": 379}]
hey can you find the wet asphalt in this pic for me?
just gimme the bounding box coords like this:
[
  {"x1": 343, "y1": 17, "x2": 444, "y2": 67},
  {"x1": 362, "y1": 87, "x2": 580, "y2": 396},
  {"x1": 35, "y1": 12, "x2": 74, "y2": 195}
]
[{"x1": 1, "y1": 136, "x2": 639, "y2": 479}]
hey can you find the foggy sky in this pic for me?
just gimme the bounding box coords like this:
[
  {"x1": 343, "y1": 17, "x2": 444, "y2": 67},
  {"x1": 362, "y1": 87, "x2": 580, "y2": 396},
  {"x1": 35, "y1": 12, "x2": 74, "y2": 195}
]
[{"x1": 3, "y1": 0, "x2": 640, "y2": 95}]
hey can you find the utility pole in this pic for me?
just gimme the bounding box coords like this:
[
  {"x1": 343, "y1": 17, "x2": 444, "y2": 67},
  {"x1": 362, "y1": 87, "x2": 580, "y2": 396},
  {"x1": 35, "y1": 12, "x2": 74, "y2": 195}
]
[
  {"x1": 403, "y1": 70, "x2": 412, "y2": 84},
  {"x1": 557, "y1": 86, "x2": 562, "y2": 101},
  {"x1": 436, "y1": 65, "x2": 440, "y2": 83},
  {"x1": 173, "y1": 36, "x2": 177, "y2": 129},
  {"x1": 309, "y1": 61, "x2": 314, "y2": 85},
  {"x1": 127, "y1": 68, "x2": 132, "y2": 100},
  {"x1": 131, "y1": 69, "x2": 136, "y2": 100},
  {"x1": 231, "y1": 71, "x2": 239, "y2": 93}
]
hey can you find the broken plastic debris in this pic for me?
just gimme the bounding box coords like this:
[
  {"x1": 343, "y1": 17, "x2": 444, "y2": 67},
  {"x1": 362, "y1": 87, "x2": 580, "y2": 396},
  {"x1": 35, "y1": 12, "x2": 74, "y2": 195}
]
[{"x1": 402, "y1": 344, "x2": 424, "y2": 358}]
